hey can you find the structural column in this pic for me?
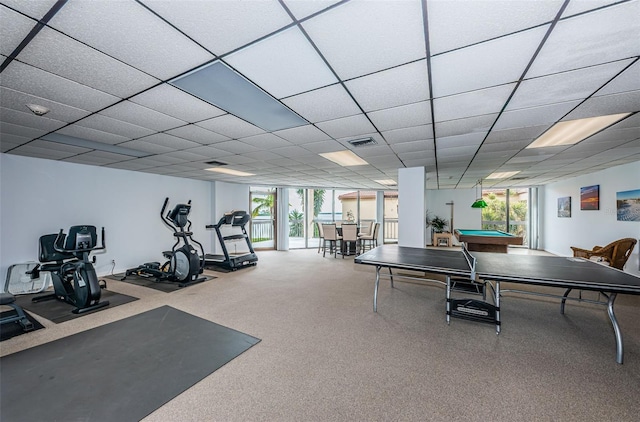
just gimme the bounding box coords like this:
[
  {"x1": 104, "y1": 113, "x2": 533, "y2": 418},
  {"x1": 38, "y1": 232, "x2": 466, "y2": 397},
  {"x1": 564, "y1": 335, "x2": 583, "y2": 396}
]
[{"x1": 398, "y1": 167, "x2": 427, "y2": 248}]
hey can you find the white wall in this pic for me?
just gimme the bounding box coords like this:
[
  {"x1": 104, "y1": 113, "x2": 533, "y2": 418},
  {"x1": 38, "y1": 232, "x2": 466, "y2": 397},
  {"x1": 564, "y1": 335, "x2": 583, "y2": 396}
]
[
  {"x1": 426, "y1": 188, "x2": 479, "y2": 245},
  {"x1": 0, "y1": 153, "x2": 213, "y2": 279},
  {"x1": 398, "y1": 167, "x2": 426, "y2": 247},
  {"x1": 541, "y1": 161, "x2": 640, "y2": 275}
]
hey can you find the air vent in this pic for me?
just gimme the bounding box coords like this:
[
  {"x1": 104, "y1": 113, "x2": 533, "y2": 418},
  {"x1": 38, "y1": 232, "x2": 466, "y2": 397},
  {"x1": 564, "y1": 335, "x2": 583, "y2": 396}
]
[
  {"x1": 511, "y1": 177, "x2": 527, "y2": 180},
  {"x1": 205, "y1": 160, "x2": 227, "y2": 166},
  {"x1": 347, "y1": 137, "x2": 377, "y2": 147}
]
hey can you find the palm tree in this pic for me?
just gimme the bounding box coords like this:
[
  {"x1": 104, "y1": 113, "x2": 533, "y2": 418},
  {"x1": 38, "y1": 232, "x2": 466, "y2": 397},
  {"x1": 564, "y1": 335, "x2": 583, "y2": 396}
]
[
  {"x1": 296, "y1": 188, "x2": 326, "y2": 218},
  {"x1": 252, "y1": 194, "x2": 275, "y2": 218}
]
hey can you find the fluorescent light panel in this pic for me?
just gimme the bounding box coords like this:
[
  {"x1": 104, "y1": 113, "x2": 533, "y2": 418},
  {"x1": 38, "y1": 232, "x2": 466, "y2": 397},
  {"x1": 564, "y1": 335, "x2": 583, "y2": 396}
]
[
  {"x1": 526, "y1": 113, "x2": 631, "y2": 149},
  {"x1": 486, "y1": 171, "x2": 520, "y2": 179},
  {"x1": 170, "y1": 61, "x2": 307, "y2": 131},
  {"x1": 319, "y1": 150, "x2": 369, "y2": 166},
  {"x1": 41, "y1": 133, "x2": 150, "y2": 157},
  {"x1": 375, "y1": 179, "x2": 397, "y2": 186},
  {"x1": 206, "y1": 167, "x2": 255, "y2": 176}
]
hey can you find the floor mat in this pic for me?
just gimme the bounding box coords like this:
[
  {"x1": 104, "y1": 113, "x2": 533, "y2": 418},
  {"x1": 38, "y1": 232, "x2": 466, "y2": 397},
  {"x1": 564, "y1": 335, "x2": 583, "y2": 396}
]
[
  {"x1": 14, "y1": 289, "x2": 138, "y2": 324},
  {"x1": 0, "y1": 305, "x2": 261, "y2": 422},
  {"x1": 0, "y1": 310, "x2": 45, "y2": 341},
  {"x1": 111, "y1": 273, "x2": 216, "y2": 292}
]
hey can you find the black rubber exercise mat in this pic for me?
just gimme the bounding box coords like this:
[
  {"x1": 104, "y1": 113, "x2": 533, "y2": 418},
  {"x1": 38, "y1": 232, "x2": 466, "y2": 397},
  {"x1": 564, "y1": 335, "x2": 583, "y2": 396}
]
[
  {"x1": 0, "y1": 310, "x2": 45, "y2": 341},
  {"x1": 112, "y1": 273, "x2": 216, "y2": 292},
  {"x1": 14, "y1": 289, "x2": 138, "y2": 323},
  {"x1": 0, "y1": 305, "x2": 261, "y2": 422}
]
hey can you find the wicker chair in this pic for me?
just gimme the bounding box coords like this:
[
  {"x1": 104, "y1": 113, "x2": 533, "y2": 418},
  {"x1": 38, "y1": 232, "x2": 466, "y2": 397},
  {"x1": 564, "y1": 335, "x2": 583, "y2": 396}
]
[{"x1": 570, "y1": 238, "x2": 637, "y2": 270}]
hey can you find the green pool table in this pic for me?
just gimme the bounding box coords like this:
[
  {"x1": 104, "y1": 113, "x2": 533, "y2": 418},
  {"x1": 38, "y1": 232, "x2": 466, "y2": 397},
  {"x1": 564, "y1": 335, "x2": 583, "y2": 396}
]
[{"x1": 454, "y1": 229, "x2": 523, "y2": 253}]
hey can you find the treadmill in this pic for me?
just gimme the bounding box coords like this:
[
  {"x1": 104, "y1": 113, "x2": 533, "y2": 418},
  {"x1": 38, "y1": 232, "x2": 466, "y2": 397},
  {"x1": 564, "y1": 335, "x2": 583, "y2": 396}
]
[{"x1": 204, "y1": 210, "x2": 258, "y2": 271}]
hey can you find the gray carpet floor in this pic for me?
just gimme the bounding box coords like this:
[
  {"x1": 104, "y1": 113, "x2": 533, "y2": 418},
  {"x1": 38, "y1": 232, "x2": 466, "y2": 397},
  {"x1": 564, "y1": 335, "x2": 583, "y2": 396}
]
[{"x1": 2, "y1": 249, "x2": 640, "y2": 421}]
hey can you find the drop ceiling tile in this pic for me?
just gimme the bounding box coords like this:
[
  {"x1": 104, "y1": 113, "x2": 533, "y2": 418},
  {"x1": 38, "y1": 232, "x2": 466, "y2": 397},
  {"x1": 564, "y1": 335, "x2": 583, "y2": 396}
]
[
  {"x1": 562, "y1": 90, "x2": 640, "y2": 120},
  {"x1": 431, "y1": 25, "x2": 549, "y2": 97},
  {"x1": 1, "y1": 87, "x2": 92, "y2": 123},
  {"x1": 99, "y1": 101, "x2": 186, "y2": 132},
  {"x1": 427, "y1": 0, "x2": 563, "y2": 55},
  {"x1": 239, "y1": 133, "x2": 292, "y2": 149},
  {"x1": 0, "y1": 107, "x2": 67, "y2": 133},
  {"x1": 345, "y1": 61, "x2": 430, "y2": 112},
  {"x1": 300, "y1": 140, "x2": 342, "y2": 154},
  {"x1": 2, "y1": 0, "x2": 59, "y2": 20},
  {"x1": 165, "y1": 125, "x2": 229, "y2": 145},
  {"x1": 437, "y1": 132, "x2": 485, "y2": 149},
  {"x1": 271, "y1": 145, "x2": 312, "y2": 158},
  {"x1": 283, "y1": 0, "x2": 341, "y2": 20},
  {"x1": 225, "y1": 26, "x2": 337, "y2": 99},
  {"x1": 0, "y1": 61, "x2": 119, "y2": 112},
  {"x1": 508, "y1": 59, "x2": 633, "y2": 110},
  {"x1": 161, "y1": 150, "x2": 211, "y2": 162},
  {"x1": 183, "y1": 145, "x2": 234, "y2": 158},
  {"x1": 485, "y1": 125, "x2": 548, "y2": 144},
  {"x1": 63, "y1": 151, "x2": 131, "y2": 165},
  {"x1": 391, "y1": 140, "x2": 434, "y2": 154},
  {"x1": 596, "y1": 61, "x2": 640, "y2": 96},
  {"x1": 144, "y1": 0, "x2": 292, "y2": 56},
  {"x1": 273, "y1": 124, "x2": 331, "y2": 144},
  {"x1": 0, "y1": 121, "x2": 47, "y2": 139},
  {"x1": 527, "y1": 1, "x2": 640, "y2": 78},
  {"x1": 434, "y1": 84, "x2": 515, "y2": 122},
  {"x1": 315, "y1": 114, "x2": 376, "y2": 139},
  {"x1": 18, "y1": 27, "x2": 159, "y2": 98},
  {"x1": 282, "y1": 84, "x2": 360, "y2": 123},
  {"x1": 130, "y1": 84, "x2": 226, "y2": 123},
  {"x1": 214, "y1": 140, "x2": 261, "y2": 154},
  {"x1": 56, "y1": 125, "x2": 130, "y2": 145},
  {"x1": 495, "y1": 100, "x2": 582, "y2": 131},
  {"x1": 382, "y1": 125, "x2": 433, "y2": 145},
  {"x1": 76, "y1": 114, "x2": 154, "y2": 139},
  {"x1": 0, "y1": 134, "x2": 30, "y2": 152},
  {"x1": 435, "y1": 114, "x2": 498, "y2": 138},
  {"x1": 136, "y1": 133, "x2": 201, "y2": 150},
  {"x1": 368, "y1": 102, "x2": 432, "y2": 132},
  {"x1": 104, "y1": 160, "x2": 156, "y2": 171},
  {"x1": 1, "y1": 5, "x2": 37, "y2": 56},
  {"x1": 302, "y1": 0, "x2": 426, "y2": 79},
  {"x1": 10, "y1": 144, "x2": 75, "y2": 160},
  {"x1": 196, "y1": 114, "x2": 264, "y2": 139},
  {"x1": 48, "y1": 0, "x2": 214, "y2": 80},
  {"x1": 117, "y1": 139, "x2": 174, "y2": 155}
]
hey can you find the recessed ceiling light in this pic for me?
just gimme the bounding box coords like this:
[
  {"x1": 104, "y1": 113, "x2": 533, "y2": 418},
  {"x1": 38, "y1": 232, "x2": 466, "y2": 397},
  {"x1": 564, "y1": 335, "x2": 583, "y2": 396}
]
[
  {"x1": 26, "y1": 104, "x2": 50, "y2": 116},
  {"x1": 206, "y1": 167, "x2": 255, "y2": 176},
  {"x1": 486, "y1": 171, "x2": 520, "y2": 179},
  {"x1": 319, "y1": 150, "x2": 368, "y2": 166},
  {"x1": 375, "y1": 179, "x2": 397, "y2": 186},
  {"x1": 526, "y1": 113, "x2": 632, "y2": 149},
  {"x1": 170, "y1": 61, "x2": 307, "y2": 131}
]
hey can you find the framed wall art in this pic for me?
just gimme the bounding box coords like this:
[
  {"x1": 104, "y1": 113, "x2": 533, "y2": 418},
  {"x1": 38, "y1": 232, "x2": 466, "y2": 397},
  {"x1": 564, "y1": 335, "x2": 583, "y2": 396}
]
[
  {"x1": 580, "y1": 185, "x2": 599, "y2": 210},
  {"x1": 558, "y1": 196, "x2": 571, "y2": 218},
  {"x1": 616, "y1": 189, "x2": 640, "y2": 222}
]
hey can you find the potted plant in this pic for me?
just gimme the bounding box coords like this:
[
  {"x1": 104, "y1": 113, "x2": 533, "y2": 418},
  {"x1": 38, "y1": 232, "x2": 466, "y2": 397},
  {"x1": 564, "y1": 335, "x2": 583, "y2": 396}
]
[{"x1": 428, "y1": 215, "x2": 448, "y2": 233}]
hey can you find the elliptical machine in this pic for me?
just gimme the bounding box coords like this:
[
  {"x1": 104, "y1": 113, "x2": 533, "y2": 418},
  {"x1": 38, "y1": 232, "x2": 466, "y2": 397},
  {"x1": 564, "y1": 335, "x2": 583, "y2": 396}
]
[
  {"x1": 32, "y1": 225, "x2": 109, "y2": 314},
  {"x1": 122, "y1": 198, "x2": 206, "y2": 287}
]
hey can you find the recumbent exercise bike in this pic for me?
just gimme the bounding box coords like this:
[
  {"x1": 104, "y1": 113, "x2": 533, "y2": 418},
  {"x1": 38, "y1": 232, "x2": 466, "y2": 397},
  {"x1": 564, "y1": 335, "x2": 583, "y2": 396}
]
[
  {"x1": 122, "y1": 198, "x2": 206, "y2": 287},
  {"x1": 32, "y1": 225, "x2": 109, "y2": 314}
]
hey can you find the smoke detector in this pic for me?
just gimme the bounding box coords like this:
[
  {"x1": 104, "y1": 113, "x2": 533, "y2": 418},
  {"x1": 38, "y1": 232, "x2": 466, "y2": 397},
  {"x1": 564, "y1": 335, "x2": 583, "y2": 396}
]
[{"x1": 26, "y1": 104, "x2": 50, "y2": 116}]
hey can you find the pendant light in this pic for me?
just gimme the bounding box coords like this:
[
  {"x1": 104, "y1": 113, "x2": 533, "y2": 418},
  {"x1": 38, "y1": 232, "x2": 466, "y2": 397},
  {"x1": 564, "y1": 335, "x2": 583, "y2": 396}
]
[{"x1": 471, "y1": 179, "x2": 487, "y2": 208}]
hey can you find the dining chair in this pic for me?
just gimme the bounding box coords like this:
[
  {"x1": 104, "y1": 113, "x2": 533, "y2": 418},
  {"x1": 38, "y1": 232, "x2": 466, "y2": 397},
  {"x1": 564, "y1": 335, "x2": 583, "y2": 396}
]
[
  {"x1": 322, "y1": 224, "x2": 340, "y2": 258},
  {"x1": 316, "y1": 221, "x2": 325, "y2": 254},
  {"x1": 359, "y1": 222, "x2": 380, "y2": 253},
  {"x1": 340, "y1": 223, "x2": 359, "y2": 258}
]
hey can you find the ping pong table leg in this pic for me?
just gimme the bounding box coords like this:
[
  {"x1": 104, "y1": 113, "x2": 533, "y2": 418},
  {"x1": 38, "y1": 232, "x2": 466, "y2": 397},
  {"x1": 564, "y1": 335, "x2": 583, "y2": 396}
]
[
  {"x1": 606, "y1": 293, "x2": 624, "y2": 364},
  {"x1": 446, "y1": 275, "x2": 451, "y2": 325},
  {"x1": 388, "y1": 267, "x2": 394, "y2": 289},
  {"x1": 374, "y1": 266, "x2": 380, "y2": 312}
]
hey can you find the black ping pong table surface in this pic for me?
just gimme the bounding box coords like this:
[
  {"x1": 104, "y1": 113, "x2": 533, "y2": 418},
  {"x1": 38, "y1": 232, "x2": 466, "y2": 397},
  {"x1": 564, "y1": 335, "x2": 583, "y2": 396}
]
[{"x1": 354, "y1": 244, "x2": 640, "y2": 364}]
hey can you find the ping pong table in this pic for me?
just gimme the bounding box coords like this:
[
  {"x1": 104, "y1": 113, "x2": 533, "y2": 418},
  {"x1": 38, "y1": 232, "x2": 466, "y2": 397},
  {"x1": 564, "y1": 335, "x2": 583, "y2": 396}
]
[{"x1": 354, "y1": 245, "x2": 640, "y2": 364}]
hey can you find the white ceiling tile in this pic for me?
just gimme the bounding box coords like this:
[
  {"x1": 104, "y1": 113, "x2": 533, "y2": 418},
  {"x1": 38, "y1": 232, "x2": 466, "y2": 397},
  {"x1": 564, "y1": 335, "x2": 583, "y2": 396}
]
[
  {"x1": 48, "y1": 0, "x2": 214, "y2": 79},
  {"x1": 136, "y1": 133, "x2": 201, "y2": 150},
  {"x1": 391, "y1": 140, "x2": 434, "y2": 154},
  {"x1": 0, "y1": 107, "x2": 67, "y2": 133},
  {"x1": 346, "y1": 61, "x2": 430, "y2": 112},
  {"x1": 130, "y1": 84, "x2": 226, "y2": 123},
  {"x1": 10, "y1": 143, "x2": 78, "y2": 160},
  {"x1": 240, "y1": 133, "x2": 292, "y2": 149},
  {"x1": 431, "y1": 25, "x2": 549, "y2": 97},
  {"x1": 0, "y1": 60, "x2": 119, "y2": 112},
  {"x1": 63, "y1": 150, "x2": 131, "y2": 165},
  {"x1": 562, "y1": 90, "x2": 640, "y2": 120},
  {"x1": 144, "y1": 0, "x2": 293, "y2": 56},
  {"x1": 271, "y1": 145, "x2": 312, "y2": 158},
  {"x1": 184, "y1": 146, "x2": 234, "y2": 158},
  {"x1": 18, "y1": 27, "x2": 159, "y2": 98},
  {"x1": 434, "y1": 84, "x2": 515, "y2": 122},
  {"x1": 118, "y1": 139, "x2": 174, "y2": 155},
  {"x1": 368, "y1": 101, "x2": 431, "y2": 132},
  {"x1": 0, "y1": 133, "x2": 31, "y2": 152},
  {"x1": 99, "y1": 101, "x2": 186, "y2": 132},
  {"x1": 2, "y1": 0, "x2": 58, "y2": 20},
  {"x1": 437, "y1": 132, "x2": 485, "y2": 148},
  {"x1": 315, "y1": 114, "x2": 375, "y2": 139},
  {"x1": 165, "y1": 125, "x2": 229, "y2": 145},
  {"x1": 0, "y1": 121, "x2": 47, "y2": 139},
  {"x1": 214, "y1": 140, "x2": 261, "y2": 154},
  {"x1": 196, "y1": 114, "x2": 264, "y2": 139},
  {"x1": 302, "y1": 0, "x2": 426, "y2": 79},
  {"x1": 282, "y1": 84, "x2": 360, "y2": 123},
  {"x1": 273, "y1": 124, "x2": 331, "y2": 144},
  {"x1": 596, "y1": 61, "x2": 640, "y2": 96},
  {"x1": 509, "y1": 59, "x2": 633, "y2": 110},
  {"x1": 382, "y1": 125, "x2": 433, "y2": 145},
  {"x1": 427, "y1": 0, "x2": 564, "y2": 54},
  {"x1": 283, "y1": 0, "x2": 341, "y2": 20},
  {"x1": 1, "y1": 87, "x2": 92, "y2": 123},
  {"x1": 527, "y1": 1, "x2": 640, "y2": 78},
  {"x1": 0, "y1": 5, "x2": 37, "y2": 56},
  {"x1": 56, "y1": 125, "x2": 130, "y2": 145},
  {"x1": 495, "y1": 100, "x2": 582, "y2": 131},
  {"x1": 226, "y1": 26, "x2": 337, "y2": 99},
  {"x1": 77, "y1": 114, "x2": 153, "y2": 139},
  {"x1": 435, "y1": 114, "x2": 498, "y2": 138}
]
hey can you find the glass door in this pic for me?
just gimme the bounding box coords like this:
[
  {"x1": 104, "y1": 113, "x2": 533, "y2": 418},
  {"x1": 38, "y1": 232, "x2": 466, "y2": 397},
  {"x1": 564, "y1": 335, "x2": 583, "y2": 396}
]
[
  {"x1": 250, "y1": 188, "x2": 276, "y2": 250},
  {"x1": 481, "y1": 188, "x2": 529, "y2": 247}
]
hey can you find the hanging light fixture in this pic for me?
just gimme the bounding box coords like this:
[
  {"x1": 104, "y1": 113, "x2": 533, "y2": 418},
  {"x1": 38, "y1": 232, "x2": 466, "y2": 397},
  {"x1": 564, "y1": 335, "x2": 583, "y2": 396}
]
[{"x1": 471, "y1": 179, "x2": 487, "y2": 208}]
